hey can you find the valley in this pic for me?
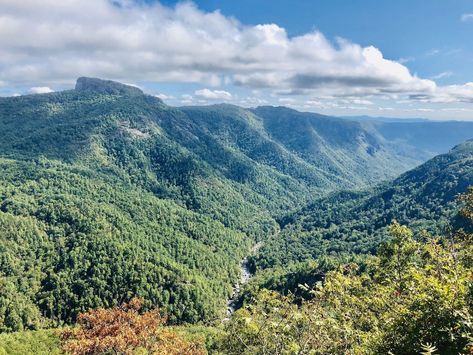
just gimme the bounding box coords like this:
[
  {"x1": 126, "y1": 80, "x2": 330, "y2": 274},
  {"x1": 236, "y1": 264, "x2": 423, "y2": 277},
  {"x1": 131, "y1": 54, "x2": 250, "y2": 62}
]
[{"x1": 0, "y1": 78, "x2": 472, "y2": 354}]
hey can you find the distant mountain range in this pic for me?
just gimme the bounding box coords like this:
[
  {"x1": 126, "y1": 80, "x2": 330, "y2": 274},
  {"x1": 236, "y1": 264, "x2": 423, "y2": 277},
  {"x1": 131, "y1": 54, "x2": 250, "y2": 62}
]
[
  {"x1": 347, "y1": 115, "x2": 473, "y2": 156},
  {"x1": 341, "y1": 115, "x2": 431, "y2": 123}
]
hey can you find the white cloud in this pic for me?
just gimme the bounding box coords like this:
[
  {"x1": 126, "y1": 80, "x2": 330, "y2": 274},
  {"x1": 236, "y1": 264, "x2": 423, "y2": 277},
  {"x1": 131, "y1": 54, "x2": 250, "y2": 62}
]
[
  {"x1": 238, "y1": 96, "x2": 268, "y2": 107},
  {"x1": 348, "y1": 98, "x2": 374, "y2": 105},
  {"x1": 440, "y1": 108, "x2": 473, "y2": 112},
  {"x1": 397, "y1": 57, "x2": 415, "y2": 64},
  {"x1": 461, "y1": 13, "x2": 473, "y2": 22},
  {"x1": 194, "y1": 88, "x2": 232, "y2": 100},
  {"x1": 29, "y1": 86, "x2": 54, "y2": 94},
  {"x1": 430, "y1": 71, "x2": 453, "y2": 80},
  {"x1": 155, "y1": 93, "x2": 175, "y2": 100},
  {"x1": 278, "y1": 97, "x2": 296, "y2": 104},
  {"x1": 0, "y1": 0, "x2": 471, "y2": 106},
  {"x1": 409, "y1": 82, "x2": 473, "y2": 103},
  {"x1": 426, "y1": 49, "x2": 440, "y2": 56},
  {"x1": 180, "y1": 94, "x2": 193, "y2": 104}
]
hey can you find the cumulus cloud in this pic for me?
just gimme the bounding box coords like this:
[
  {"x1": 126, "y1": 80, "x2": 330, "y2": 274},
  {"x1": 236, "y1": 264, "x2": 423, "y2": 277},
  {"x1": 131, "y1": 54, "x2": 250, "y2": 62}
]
[
  {"x1": 351, "y1": 99, "x2": 374, "y2": 105},
  {"x1": 29, "y1": 86, "x2": 54, "y2": 94},
  {"x1": 238, "y1": 96, "x2": 268, "y2": 107},
  {"x1": 0, "y1": 0, "x2": 472, "y2": 105},
  {"x1": 155, "y1": 93, "x2": 175, "y2": 100},
  {"x1": 461, "y1": 13, "x2": 473, "y2": 22},
  {"x1": 410, "y1": 82, "x2": 473, "y2": 103},
  {"x1": 194, "y1": 88, "x2": 232, "y2": 100},
  {"x1": 180, "y1": 94, "x2": 193, "y2": 104},
  {"x1": 278, "y1": 97, "x2": 296, "y2": 104}
]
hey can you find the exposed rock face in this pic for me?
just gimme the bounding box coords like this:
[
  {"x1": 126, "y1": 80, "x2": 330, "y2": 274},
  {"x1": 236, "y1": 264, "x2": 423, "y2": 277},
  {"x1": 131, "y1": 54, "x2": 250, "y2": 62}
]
[{"x1": 75, "y1": 77, "x2": 143, "y2": 96}]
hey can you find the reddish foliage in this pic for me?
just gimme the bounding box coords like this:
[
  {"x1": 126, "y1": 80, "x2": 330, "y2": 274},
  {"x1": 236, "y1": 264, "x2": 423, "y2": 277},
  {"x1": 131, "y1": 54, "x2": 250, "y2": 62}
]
[{"x1": 60, "y1": 298, "x2": 203, "y2": 355}]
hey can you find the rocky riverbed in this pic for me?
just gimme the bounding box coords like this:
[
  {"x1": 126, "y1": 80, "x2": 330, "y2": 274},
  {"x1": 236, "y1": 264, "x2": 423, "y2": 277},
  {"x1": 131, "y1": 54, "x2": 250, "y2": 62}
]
[{"x1": 224, "y1": 242, "x2": 263, "y2": 320}]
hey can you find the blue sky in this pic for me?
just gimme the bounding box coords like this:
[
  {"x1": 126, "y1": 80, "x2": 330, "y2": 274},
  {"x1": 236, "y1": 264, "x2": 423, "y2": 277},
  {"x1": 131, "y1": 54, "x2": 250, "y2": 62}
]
[
  {"x1": 175, "y1": 0, "x2": 473, "y2": 84},
  {"x1": 1, "y1": 0, "x2": 473, "y2": 119}
]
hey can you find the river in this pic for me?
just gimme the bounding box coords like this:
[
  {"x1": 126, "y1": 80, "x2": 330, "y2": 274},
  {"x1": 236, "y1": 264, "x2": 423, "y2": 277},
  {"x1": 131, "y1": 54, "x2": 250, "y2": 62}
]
[{"x1": 224, "y1": 242, "x2": 263, "y2": 320}]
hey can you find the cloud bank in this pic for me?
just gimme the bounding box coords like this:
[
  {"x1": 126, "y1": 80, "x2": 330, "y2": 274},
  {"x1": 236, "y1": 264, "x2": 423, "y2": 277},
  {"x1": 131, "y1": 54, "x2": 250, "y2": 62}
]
[{"x1": 0, "y1": 0, "x2": 472, "y2": 104}]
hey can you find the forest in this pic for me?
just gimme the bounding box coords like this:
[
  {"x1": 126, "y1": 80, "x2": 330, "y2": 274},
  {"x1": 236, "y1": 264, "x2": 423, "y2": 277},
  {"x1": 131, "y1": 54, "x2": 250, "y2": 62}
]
[
  {"x1": 252, "y1": 140, "x2": 473, "y2": 269},
  {"x1": 1, "y1": 189, "x2": 472, "y2": 354},
  {"x1": 0, "y1": 78, "x2": 472, "y2": 354}
]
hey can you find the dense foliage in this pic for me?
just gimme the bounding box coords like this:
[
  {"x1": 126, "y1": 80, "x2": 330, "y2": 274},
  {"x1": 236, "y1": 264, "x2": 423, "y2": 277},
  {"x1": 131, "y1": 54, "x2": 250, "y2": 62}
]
[
  {"x1": 0, "y1": 77, "x2": 439, "y2": 332},
  {"x1": 221, "y1": 189, "x2": 473, "y2": 354},
  {"x1": 253, "y1": 140, "x2": 473, "y2": 269},
  {"x1": 60, "y1": 298, "x2": 203, "y2": 355},
  {"x1": 252, "y1": 106, "x2": 420, "y2": 186},
  {"x1": 4, "y1": 197, "x2": 473, "y2": 354},
  {"x1": 0, "y1": 158, "x2": 253, "y2": 330},
  {"x1": 0, "y1": 330, "x2": 61, "y2": 355},
  {"x1": 240, "y1": 255, "x2": 372, "y2": 306}
]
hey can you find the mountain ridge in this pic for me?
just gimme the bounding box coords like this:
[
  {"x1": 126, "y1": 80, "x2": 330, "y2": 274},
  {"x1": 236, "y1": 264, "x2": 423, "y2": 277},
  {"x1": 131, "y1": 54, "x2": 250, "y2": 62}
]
[{"x1": 252, "y1": 139, "x2": 473, "y2": 269}]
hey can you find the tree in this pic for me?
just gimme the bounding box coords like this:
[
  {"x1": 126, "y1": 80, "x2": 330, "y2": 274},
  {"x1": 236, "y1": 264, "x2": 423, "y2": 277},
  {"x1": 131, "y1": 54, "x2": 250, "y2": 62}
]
[
  {"x1": 60, "y1": 298, "x2": 203, "y2": 355},
  {"x1": 221, "y1": 188, "x2": 473, "y2": 354}
]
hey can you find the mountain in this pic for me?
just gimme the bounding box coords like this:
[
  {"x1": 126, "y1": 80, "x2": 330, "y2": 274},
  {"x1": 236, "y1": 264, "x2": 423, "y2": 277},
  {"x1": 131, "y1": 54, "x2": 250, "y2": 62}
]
[
  {"x1": 343, "y1": 115, "x2": 473, "y2": 157},
  {"x1": 0, "y1": 79, "x2": 422, "y2": 221},
  {"x1": 253, "y1": 140, "x2": 473, "y2": 269},
  {"x1": 0, "y1": 159, "x2": 249, "y2": 328},
  {"x1": 0, "y1": 77, "x2": 469, "y2": 330},
  {"x1": 374, "y1": 120, "x2": 473, "y2": 155},
  {"x1": 0, "y1": 79, "x2": 266, "y2": 329},
  {"x1": 251, "y1": 106, "x2": 421, "y2": 186},
  {"x1": 0, "y1": 78, "x2": 432, "y2": 236}
]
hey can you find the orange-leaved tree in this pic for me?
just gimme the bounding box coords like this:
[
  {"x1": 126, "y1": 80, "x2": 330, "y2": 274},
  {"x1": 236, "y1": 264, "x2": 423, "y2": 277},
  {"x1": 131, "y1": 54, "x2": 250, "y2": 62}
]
[{"x1": 60, "y1": 298, "x2": 203, "y2": 355}]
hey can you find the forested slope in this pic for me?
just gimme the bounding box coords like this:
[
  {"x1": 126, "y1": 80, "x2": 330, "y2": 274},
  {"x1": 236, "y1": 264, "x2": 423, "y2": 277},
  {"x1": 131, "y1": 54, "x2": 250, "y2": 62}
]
[
  {"x1": 253, "y1": 140, "x2": 473, "y2": 268},
  {"x1": 0, "y1": 158, "x2": 253, "y2": 330},
  {"x1": 252, "y1": 106, "x2": 420, "y2": 186}
]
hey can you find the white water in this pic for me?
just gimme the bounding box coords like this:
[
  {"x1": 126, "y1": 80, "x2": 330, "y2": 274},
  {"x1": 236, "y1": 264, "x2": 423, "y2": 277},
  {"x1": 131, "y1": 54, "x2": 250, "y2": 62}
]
[
  {"x1": 225, "y1": 258, "x2": 252, "y2": 316},
  {"x1": 224, "y1": 242, "x2": 263, "y2": 320}
]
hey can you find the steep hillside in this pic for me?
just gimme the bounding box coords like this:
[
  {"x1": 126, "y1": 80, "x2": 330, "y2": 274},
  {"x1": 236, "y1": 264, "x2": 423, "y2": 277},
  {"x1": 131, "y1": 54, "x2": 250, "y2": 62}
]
[
  {"x1": 0, "y1": 79, "x2": 268, "y2": 329},
  {"x1": 0, "y1": 159, "x2": 249, "y2": 329},
  {"x1": 253, "y1": 140, "x2": 473, "y2": 269},
  {"x1": 252, "y1": 106, "x2": 420, "y2": 186},
  {"x1": 0, "y1": 79, "x2": 278, "y2": 237}
]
